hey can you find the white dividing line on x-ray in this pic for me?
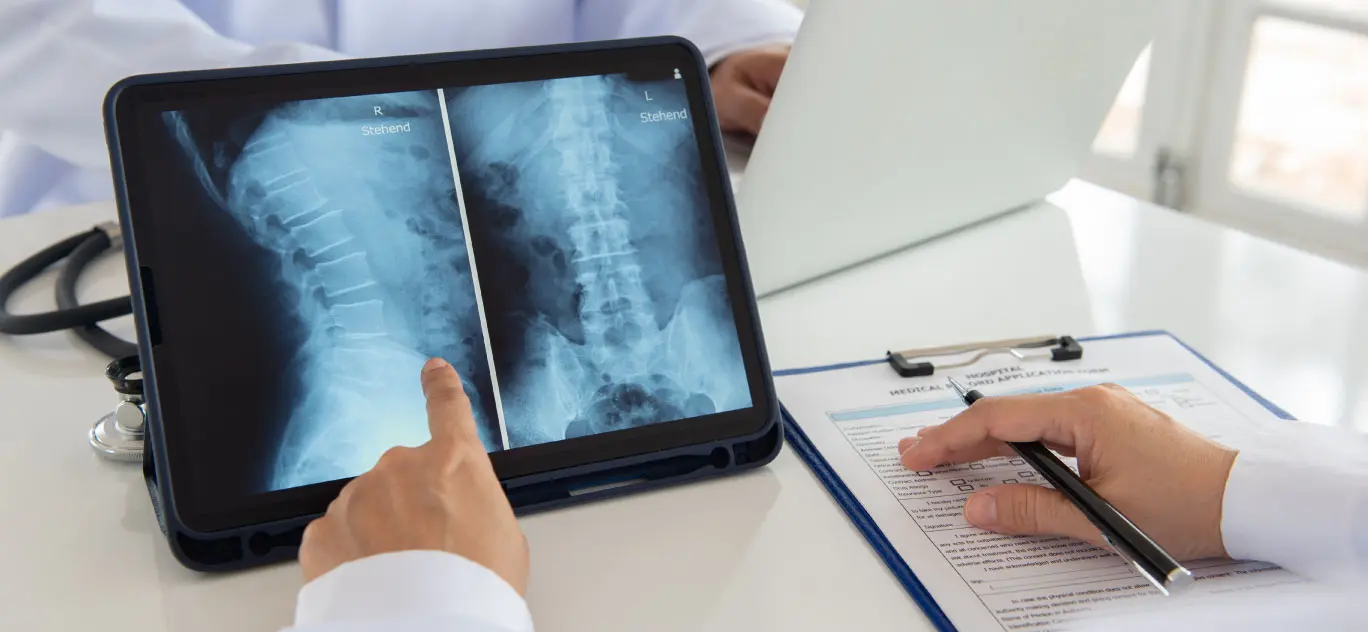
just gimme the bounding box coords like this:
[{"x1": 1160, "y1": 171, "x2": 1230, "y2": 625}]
[{"x1": 437, "y1": 88, "x2": 511, "y2": 451}]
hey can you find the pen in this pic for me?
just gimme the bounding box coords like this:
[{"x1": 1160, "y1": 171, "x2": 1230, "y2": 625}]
[{"x1": 945, "y1": 377, "x2": 1194, "y2": 596}]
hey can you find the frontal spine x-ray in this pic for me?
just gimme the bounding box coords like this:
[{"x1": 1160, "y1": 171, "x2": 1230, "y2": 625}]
[
  {"x1": 446, "y1": 74, "x2": 752, "y2": 447},
  {"x1": 164, "y1": 91, "x2": 501, "y2": 492}
]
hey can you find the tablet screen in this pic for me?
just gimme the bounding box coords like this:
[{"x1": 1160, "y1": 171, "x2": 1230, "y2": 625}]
[{"x1": 118, "y1": 44, "x2": 767, "y2": 531}]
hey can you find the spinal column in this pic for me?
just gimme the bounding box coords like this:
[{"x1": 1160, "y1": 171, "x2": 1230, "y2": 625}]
[
  {"x1": 228, "y1": 126, "x2": 436, "y2": 489},
  {"x1": 549, "y1": 77, "x2": 659, "y2": 380},
  {"x1": 230, "y1": 130, "x2": 399, "y2": 377}
]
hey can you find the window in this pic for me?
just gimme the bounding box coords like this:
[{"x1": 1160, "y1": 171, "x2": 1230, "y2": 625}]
[
  {"x1": 1228, "y1": 17, "x2": 1368, "y2": 220},
  {"x1": 1082, "y1": 0, "x2": 1368, "y2": 266}
]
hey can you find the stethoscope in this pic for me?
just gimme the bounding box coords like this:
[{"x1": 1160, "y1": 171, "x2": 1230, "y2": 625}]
[{"x1": 0, "y1": 222, "x2": 146, "y2": 461}]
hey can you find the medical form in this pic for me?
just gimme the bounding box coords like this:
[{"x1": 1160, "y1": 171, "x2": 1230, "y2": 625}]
[{"x1": 776, "y1": 333, "x2": 1307, "y2": 631}]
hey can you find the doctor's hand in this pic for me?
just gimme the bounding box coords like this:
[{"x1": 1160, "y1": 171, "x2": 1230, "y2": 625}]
[
  {"x1": 899, "y1": 384, "x2": 1238, "y2": 561},
  {"x1": 710, "y1": 44, "x2": 790, "y2": 137},
  {"x1": 299, "y1": 358, "x2": 529, "y2": 594}
]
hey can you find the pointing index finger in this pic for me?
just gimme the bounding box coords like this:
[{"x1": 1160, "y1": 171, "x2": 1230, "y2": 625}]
[{"x1": 420, "y1": 358, "x2": 479, "y2": 447}]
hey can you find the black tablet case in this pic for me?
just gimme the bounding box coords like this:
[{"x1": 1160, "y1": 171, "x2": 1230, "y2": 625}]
[{"x1": 108, "y1": 37, "x2": 783, "y2": 571}]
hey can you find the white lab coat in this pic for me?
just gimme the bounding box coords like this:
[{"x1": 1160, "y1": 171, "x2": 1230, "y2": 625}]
[
  {"x1": 0, "y1": 0, "x2": 802, "y2": 217},
  {"x1": 1071, "y1": 419, "x2": 1368, "y2": 631}
]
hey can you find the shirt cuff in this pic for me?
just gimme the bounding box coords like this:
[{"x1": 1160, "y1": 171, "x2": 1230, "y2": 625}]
[
  {"x1": 292, "y1": 551, "x2": 533, "y2": 631},
  {"x1": 702, "y1": 31, "x2": 799, "y2": 68},
  {"x1": 691, "y1": 1, "x2": 803, "y2": 67},
  {"x1": 1222, "y1": 451, "x2": 1364, "y2": 582}
]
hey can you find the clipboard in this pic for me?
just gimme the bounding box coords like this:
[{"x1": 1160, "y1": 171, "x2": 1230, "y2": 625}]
[{"x1": 776, "y1": 330, "x2": 1294, "y2": 632}]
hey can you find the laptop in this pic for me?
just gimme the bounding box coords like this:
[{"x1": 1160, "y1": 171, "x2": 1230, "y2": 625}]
[{"x1": 736, "y1": 0, "x2": 1166, "y2": 296}]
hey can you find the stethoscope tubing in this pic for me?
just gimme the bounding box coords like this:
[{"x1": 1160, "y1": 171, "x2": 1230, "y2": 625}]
[
  {"x1": 1, "y1": 224, "x2": 145, "y2": 460},
  {"x1": 0, "y1": 225, "x2": 132, "y2": 339},
  {"x1": 53, "y1": 228, "x2": 139, "y2": 359}
]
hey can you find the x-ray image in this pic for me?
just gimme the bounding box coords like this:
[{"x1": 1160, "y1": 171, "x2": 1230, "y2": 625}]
[
  {"x1": 146, "y1": 73, "x2": 752, "y2": 501},
  {"x1": 445, "y1": 74, "x2": 752, "y2": 447},
  {"x1": 162, "y1": 90, "x2": 501, "y2": 493}
]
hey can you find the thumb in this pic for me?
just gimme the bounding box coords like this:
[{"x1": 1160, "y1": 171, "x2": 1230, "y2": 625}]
[
  {"x1": 420, "y1": 357, "x2": 477, "y2": 446},
  {"x1": 964, "y1": 485, "x2": 1101, "y2": 544}
]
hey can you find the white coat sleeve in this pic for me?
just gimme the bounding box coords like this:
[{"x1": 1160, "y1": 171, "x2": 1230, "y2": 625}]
[
  {"x1": 283, "y1": 551, "x2": 534, "y2": 632},
  {"x1": 1221, "y1": 421, "x2": 1368, "y2": 582},
  {"x1": 575, "y1": 0, "x2": 803, "y2": 66},
  {"x1": 0, "y1": 0, "x2": 344, "y2": 172},
  {"x1": 1068, "y1": 581, "x2": 1368, "y2": 631}
]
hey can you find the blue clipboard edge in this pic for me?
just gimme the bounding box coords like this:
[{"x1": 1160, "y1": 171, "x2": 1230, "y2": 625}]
[
  {"x1": 781, "y1": 403, "x2": 958, "y2": 632},
  {"x1": 1084, "y1": 330, "x2": 1295, "y2": 420},
  {"x1": 774, "y1": 330, "x2": 1296, "y2": 632}
]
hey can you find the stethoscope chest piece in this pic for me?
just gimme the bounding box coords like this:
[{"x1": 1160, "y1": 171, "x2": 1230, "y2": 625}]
[
  {"x1": 91, "y1": 355, "x2": 146, "y2": 462},
  {"x1": 90, "y1": 403, "x2": 144, "y2": 462}
]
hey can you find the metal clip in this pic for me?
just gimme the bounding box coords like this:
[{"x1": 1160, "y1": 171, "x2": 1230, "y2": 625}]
[{"x1": 886, "y1": 335, "x2": 1082, "y2": 377}]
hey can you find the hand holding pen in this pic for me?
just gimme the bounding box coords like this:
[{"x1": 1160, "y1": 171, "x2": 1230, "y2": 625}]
[{"x1": 897, "y1": 380, "x2": 1240, "y2": 594}]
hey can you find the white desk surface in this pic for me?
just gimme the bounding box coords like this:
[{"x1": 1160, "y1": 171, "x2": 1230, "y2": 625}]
[{"x1": 2, "y1": 181, "x2": 1366, "y2": 632}]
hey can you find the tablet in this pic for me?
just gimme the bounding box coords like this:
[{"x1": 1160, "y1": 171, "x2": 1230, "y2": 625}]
[{"x1": 106, "y1": 38, "x2": 778, "y2": 542}]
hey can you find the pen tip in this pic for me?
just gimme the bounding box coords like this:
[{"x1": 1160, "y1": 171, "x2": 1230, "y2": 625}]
[
  {"x1": 946, "y1": 376, "x2": 968, "y2": 396},
  {"x1": 1165, "y1": 567, "x2": 1195, "y2": 596}
]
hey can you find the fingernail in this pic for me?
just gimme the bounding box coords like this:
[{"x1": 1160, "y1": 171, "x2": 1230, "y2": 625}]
[
  {"x1": 916, "y1": 426, "x2": 932, "y2": 437},
  {"x1": 897, "y1": 436, "x2": 919, "y2": 454},
  {"x1": 965, "y1": 492, "x2": 998, "y2": 527},
  {"x1": 421, "y1": 359, "x2": 450, "y2": 396}
]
